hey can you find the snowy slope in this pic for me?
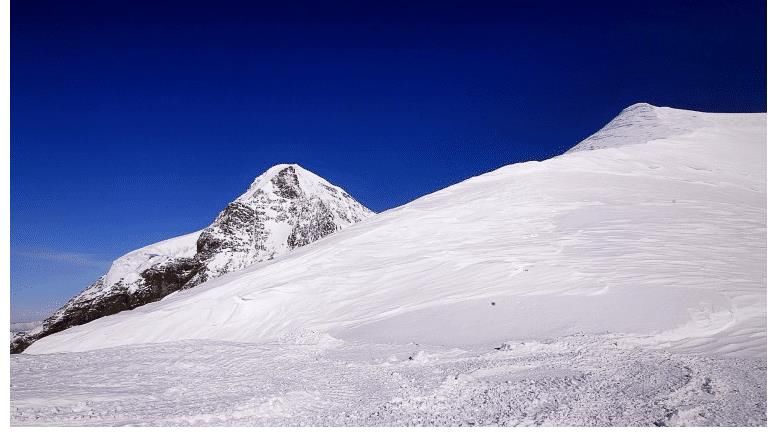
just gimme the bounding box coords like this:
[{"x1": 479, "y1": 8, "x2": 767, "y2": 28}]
[
  {"x1": 26, "y1": 104, "x2": 766, "y2": 358},
  {"x1": 12, "y1": 164, "x2": 373, "y2": 353}
]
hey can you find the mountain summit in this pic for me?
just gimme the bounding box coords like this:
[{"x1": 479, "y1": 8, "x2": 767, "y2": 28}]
[
  {"x1": 11, "y1": 164, "x2": 373, "y2": 353},
  {"x1": 565, "y1": 103, "x2": 728, "y2": 154}
]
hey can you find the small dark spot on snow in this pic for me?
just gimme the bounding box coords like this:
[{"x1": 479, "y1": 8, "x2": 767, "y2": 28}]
[
  {"x1": 491, "y1": 302, "x2": 496, "y2": 306},
  {"x1": 701, "y1": 377, "x2": 714, "y2": 394}
]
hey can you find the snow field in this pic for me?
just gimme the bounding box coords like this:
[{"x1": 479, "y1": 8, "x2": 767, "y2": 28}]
[{"x1": 11, "y1": 336, "x2": 765, "y2": 426}]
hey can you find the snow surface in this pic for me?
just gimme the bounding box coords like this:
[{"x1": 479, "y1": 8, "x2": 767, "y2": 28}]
[
  {"x1": 10, "y1": 336, "x2": 765, "y2": 426},
  {"x1": 11, "y1": 104, "x2": 766, "y2": 426}
]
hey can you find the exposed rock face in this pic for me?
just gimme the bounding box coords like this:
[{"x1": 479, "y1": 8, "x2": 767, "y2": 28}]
[{"x1": 11, "y1": 164, "x2": 373, "y2": 353}]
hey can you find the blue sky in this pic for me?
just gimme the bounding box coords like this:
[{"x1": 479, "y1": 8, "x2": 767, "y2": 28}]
[{"x1": 11, "y1": 0, "x2": 766, "y2": 321}]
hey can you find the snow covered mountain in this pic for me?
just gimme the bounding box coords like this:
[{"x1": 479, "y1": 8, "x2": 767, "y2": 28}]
[
  {"x1": 24, "y1": 104, "x2": 766, "y2": 359},
  {"x1": 11, "y1": 164, "x2": 374, "y2": 353}
]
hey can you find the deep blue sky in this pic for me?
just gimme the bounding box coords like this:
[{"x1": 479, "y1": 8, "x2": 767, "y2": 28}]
[{"x1": 11, "y1": 0, "x2": 766, "y2": 321}]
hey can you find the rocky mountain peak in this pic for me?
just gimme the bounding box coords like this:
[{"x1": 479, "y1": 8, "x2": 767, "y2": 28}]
[
  {"x1": 11, "y1": 164, "x2": 374, "y2": 353},
  {"x1": 238, "y1": 164, "x2": 334, "y2": 202}
]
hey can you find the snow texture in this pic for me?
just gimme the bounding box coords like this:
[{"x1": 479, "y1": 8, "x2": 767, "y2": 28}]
[
  {"x1": 10, "y1": 103, "x2": 766, "y2": 426},
  {"x1": 10, "y1": 337, "x2": 765, "y2": 426}
]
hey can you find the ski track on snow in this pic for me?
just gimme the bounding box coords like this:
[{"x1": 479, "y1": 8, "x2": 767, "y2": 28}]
[{"x1": 10, "y1": 336, "x2": 765, "y2": 426}]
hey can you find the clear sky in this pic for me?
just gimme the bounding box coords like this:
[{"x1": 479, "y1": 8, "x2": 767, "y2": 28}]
[{"x1": 11, "y1": 0, "x2": 766, "y2": 321}]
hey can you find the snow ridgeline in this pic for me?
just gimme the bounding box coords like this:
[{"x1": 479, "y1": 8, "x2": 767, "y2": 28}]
[{"x1": 24, "y1": 104, "x2": 766, "y2": 358}]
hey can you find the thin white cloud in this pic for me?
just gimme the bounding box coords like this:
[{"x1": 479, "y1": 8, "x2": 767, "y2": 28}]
[{"x1": 15, "y1": 249, "x2": 107, "y2": 268}]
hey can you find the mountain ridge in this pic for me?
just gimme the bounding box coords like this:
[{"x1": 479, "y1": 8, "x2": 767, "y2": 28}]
[
  {"x1": 11, "y1": 164, "x2": 373, "y2": 353},
  {"x1": 24, "y1": 105, "x2": 766, "y2": 358}
]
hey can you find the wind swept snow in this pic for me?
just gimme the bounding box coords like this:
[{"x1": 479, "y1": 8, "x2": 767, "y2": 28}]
[{"x1": 11, "y1": 104, "x2": 766, "y2": 426}]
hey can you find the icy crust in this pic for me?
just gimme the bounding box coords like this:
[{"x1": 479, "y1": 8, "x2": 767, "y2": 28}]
[
  {"x1": 26, "y1": 105, "x2": 766, "y2": 361},
  {"x1": 565, "y1": 103, "x2": 764, "y2": 153},
  {"x1": 11, "y1": 165, "x2": 373, "y2": 353}
]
